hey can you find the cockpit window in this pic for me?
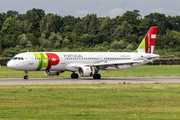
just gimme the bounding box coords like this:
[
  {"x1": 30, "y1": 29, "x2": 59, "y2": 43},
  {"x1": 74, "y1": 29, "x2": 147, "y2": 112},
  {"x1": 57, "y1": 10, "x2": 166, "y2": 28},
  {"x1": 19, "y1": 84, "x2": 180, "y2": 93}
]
[
  {"x1": 13, "y1": 57, "x2": 18, "y2": 60},
  {"x1": 12, "y1": 57, "x2": 24, "y2": 60}
]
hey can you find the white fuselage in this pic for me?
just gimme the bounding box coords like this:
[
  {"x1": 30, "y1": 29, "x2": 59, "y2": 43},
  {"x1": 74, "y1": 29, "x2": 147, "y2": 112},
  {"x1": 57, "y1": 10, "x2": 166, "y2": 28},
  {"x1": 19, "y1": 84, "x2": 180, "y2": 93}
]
[{"x1": 7, "y1": 52, "x2": 159, "y2": 72}]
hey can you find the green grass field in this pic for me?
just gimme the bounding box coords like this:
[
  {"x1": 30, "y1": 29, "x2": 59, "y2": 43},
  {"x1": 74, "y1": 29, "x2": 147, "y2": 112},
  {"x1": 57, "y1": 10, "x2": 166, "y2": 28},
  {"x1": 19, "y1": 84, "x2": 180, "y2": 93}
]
[
  {"x1": 0, "y1": 84, "x2": 180, "y2": 120},
  {"x1": 1, "y1": 66, "x2": 180, "y2": 119},
  {"x1": 0, "y1": 65, "x2": 180, "y2": 78}
]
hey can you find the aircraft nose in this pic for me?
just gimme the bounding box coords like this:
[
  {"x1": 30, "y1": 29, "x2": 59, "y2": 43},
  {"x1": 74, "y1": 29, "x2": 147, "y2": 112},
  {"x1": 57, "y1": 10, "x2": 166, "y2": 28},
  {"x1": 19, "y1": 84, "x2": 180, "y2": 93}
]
[{"x1": 7, "y1": 61, "x2": 15, "y2": 69}]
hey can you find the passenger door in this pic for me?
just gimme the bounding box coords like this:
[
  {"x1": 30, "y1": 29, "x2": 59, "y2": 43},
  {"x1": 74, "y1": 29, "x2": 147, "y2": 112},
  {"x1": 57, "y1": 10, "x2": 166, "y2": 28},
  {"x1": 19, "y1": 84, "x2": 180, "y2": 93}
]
[
  {"x1": 28, "y1": 54, "x2": 34, "y2": 65},
  {"x1": 98, "y1": 55, "x2": 103, "y2": 62},
  {"x1": 61, "y1": 55, "x2": 65, "y2": 64}
]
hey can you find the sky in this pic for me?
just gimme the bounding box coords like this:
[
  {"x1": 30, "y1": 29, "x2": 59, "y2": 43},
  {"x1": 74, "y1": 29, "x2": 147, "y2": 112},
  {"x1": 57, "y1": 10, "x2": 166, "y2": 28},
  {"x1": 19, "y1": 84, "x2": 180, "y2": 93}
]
[{"x1": 0, "y1": 0, "x2": 180, "y2": 18}]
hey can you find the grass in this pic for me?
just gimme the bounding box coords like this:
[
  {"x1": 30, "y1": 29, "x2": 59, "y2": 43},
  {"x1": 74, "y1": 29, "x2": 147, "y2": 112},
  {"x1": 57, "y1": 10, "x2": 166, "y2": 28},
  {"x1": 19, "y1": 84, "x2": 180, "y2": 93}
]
[
  {"x1": 0, "y1": 84, "x2": 180, "y2": 119},
  {"x1": 0, "y1": 65, "x2": 180, "y2": 78}
]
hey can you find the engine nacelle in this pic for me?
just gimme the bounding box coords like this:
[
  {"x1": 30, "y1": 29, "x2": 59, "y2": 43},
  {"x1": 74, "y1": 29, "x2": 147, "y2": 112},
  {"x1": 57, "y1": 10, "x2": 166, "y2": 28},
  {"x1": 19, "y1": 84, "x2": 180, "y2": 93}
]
[
  {"x1": 44, "y1": 71, "x2": 60, "y2": 76},
  {"x1": 77, "y1": 66, "x2": 95, "y2": 77}
]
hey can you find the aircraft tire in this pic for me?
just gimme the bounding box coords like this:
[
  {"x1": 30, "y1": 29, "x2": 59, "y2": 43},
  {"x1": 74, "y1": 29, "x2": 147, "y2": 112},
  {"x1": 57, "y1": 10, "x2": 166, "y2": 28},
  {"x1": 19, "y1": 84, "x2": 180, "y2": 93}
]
[
  {"x1": 24, "y1": 76, "x2": 29, "y2": 79},
  {"x1": 71, "y1": 73, "x2": 78, "y2": 79},
  {"x1": 93, "y1": 74, "x2": 101, "y2": 79}
]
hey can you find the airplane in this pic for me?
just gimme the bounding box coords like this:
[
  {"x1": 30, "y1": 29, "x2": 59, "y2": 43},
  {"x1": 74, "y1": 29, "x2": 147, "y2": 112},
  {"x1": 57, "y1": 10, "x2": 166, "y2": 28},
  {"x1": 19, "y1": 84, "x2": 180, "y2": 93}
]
[{"x1": 7, "y1": 26, "x2": 160, "y2": 79}]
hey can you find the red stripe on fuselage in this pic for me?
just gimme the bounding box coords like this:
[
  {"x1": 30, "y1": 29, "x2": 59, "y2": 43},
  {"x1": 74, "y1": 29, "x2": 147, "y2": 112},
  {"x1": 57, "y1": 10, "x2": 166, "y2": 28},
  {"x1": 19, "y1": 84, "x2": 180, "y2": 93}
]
[{"x1": 46, "y1": 53, "x2": 60, "y2": 70}]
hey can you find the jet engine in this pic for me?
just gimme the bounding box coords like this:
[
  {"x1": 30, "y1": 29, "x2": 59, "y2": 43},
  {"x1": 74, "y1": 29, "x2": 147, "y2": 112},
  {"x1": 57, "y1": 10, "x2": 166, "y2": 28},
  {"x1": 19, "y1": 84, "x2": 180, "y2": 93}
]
[
  {"x1": 44, "y1": 71, "x2": 60, "y2": 76},
  {"x1": 77, "y1": 66, "x2": 95, "y2": 76}
]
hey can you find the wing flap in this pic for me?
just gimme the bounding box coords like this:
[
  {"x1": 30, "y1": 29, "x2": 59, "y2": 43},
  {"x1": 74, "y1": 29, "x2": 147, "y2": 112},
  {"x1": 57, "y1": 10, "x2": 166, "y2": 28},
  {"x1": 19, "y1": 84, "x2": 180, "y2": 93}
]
[
  {"x1": 92, "y1": 60, "x2": 144, "y2": 66},
  {"x1": 73, "y1": 60, "x2": 143, "y2": 68}
]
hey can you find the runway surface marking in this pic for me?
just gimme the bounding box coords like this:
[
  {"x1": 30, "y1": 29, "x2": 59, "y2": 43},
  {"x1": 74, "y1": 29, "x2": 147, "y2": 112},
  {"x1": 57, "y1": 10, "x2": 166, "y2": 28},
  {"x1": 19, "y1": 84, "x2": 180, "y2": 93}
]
[{"x1": 0, "y1": 77, "x2": 180, "y2": 85}]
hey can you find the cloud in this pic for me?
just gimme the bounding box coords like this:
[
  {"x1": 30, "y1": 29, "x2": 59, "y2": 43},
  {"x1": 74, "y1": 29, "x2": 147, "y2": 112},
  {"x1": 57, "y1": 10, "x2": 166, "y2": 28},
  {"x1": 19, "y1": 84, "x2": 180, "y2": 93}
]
[
  {"x1": 152, "y1": 7, "x2": 168, "y2": 14},
  {"x1": 152, "y1": 7, "x2": 180, "y2": 15},
  {"x1": 106, "y1": 8, "x2": 124, "y2": 18},
  {"x1": 75, "y1": 10, "x2": 90, "y2": 16}
]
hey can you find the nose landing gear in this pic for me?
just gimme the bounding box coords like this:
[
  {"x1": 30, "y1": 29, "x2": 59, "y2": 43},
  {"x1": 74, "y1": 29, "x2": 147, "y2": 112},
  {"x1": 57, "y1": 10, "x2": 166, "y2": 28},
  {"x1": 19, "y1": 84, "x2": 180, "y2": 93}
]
[{"x1": 24, "y1": 71, "x2": 29, "y2": 79}]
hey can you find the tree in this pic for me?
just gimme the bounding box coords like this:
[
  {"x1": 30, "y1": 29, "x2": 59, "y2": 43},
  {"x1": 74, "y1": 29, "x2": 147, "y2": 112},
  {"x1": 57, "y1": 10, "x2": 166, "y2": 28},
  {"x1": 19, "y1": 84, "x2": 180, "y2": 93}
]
[
  {"x1": 0, "y1": 16, "x2": 21, "y2": 48},
  {"x1": 88, "y1": 14, "x2": 98, "y2": 35},
  {"x1": 0, "y1": 20, "x2": 2, "y2": 31},
  {"x1": 0, "y1": 36, "x2": 2, "y2": 53},
  {"x1": 116, "y1": 20, "x2": 133, "y2": 37},
  {"x1": 2, "y1": 47, "x2": 20, "y2": 57},
  {"x1": 32, "y1": 8, "x2": 45, "y2": 19},
  {"x1": 26, "y1": 33, "x2": 39, "y2": 46},
  {"x1": 61, "y1": 36, "x2": 70, "y2": 48},
  {"x1": 26, "y1": 41, "x2": 32, "y2": 48},
  {"x1": 95, "y1": 32, "x2": 110, "y2": 44},
  {"x1": 54, "y1": 33, "x2": 63, "y2": 48},
  {"x1": 1, "y1": 16, "x2": 21, "y2": 35},
  {"x1": 0, "y1": 12, "x2": 6, "y2": 22},
  {"x1": 82, "y1": 34, "x2": 97, "y2": 47},
  {"x1": 73, "y1": 14, "x2": 98, "y2": 35},
  {"x1": 26, "y1": 9, "x2": 41, "y2": 31},
  {"x1": 144, "y1": 13, "x2": 167, "y2": 35},
  {"x1": 40, "y1": 13, "x2": 62, "y2": 32},
  {"x1": 39, "y1": 33, "x2": 50, "y2": 50},
  {"x1": 17, "y1": 34, "x2": 28, "y2": 48},
  {"x1": 98, "y1": 17, "x2": 113, "y2": 36},
  {"x1": 1, "y1": 34, "x2": 17, "y2": 48},
  {"x1": 116, "y1": 9, "x2": 141, "y2": 34},
  {"x1": 49, "y1": 32, "x2": 63, "y2": 48},
  {"x1": 110, "y1": 40, "x2": 124, "y2": 50},
  {"x1": 6, "y1": 10, "x2": 19, "y2": 18},
  {"x1": 18, "y1": 14, "x2": 27, "y2": 21},
  {"x1": 15, "y1": 20, "x2": 33, "y2": 33},
  {"x1": 126, "y1": 44, "x2": 134, "y2": 50},
  {"x1": 17, "y1": 34, "x2": 32, "y2": 48},
  {"x1": 60, "y1": 15, "x2": 80, "y2": 32},
  {"x1": 124, "y1": 33, "x2": 138, "y2": 43},
  {"x1": 73, "y1": 22, "x2": 85, "y2": 36},
  {"x1": 0, "y1": 12, "x2": 6, "y2": 32}
]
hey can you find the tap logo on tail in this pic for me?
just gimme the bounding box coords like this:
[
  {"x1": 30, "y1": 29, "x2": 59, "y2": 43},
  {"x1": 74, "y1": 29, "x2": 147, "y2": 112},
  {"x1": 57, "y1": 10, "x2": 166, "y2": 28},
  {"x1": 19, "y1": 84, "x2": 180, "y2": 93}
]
[{"x1": 134, "y1": 26, "x2": 158, "y2": 54}]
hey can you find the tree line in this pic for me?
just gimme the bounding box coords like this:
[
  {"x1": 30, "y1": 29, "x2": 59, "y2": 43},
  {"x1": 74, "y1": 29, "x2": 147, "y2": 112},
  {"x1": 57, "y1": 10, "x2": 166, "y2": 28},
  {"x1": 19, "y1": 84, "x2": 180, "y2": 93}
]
[{"x1": 0, "y1": 8, "x2": 180, "y2": 57}]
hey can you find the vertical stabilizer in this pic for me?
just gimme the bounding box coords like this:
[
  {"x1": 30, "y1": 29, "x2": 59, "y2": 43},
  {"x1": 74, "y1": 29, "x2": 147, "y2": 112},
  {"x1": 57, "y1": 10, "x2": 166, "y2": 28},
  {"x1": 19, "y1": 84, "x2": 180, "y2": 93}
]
[{"x1": 134, "y1": 26, "x2": 158, "y2": 54}]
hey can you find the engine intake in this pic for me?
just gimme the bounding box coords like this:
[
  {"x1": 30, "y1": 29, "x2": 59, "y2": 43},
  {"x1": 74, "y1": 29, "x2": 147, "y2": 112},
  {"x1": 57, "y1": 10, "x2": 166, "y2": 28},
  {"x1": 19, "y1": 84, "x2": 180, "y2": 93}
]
[
  {"x1": 44, "y1": 71, "x2": 60, "y2": 76},
  {"x1": 77, "y1": 66, "x2": 95, "y2": 77}
]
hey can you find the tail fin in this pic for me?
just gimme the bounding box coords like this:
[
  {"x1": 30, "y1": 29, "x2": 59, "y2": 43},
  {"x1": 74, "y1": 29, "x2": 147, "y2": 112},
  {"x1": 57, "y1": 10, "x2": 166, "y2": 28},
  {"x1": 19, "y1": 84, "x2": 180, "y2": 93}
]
[{"x1": 134, "y1": 26, "x2": 158, "y2": 54}]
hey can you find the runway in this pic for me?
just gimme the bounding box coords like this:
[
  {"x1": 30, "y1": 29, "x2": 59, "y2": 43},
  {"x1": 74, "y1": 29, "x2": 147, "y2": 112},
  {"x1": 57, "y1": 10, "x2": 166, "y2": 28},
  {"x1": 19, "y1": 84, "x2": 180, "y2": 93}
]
[{"x1": 0, "y1": 76, "x2": 180, "y2": 85}]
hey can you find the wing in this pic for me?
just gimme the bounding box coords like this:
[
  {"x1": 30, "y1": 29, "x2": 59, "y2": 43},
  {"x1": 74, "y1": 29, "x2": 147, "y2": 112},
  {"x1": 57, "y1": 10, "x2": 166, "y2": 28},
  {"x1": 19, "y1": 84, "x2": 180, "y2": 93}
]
[
  {"x1": 92, "y1": 60, "x2": 143, "y2": 67},
  {"x1": 74, "y1": 60, "x2": 144, "y2": 69}
]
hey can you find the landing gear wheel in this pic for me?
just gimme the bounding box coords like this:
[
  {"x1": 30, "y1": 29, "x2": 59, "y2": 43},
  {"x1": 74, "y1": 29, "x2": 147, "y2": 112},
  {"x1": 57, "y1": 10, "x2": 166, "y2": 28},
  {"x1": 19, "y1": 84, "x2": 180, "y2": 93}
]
[
  {"x1": 24, "y1": 71, "x2": 29, "y2": 79},
  {"x1": 24, "y1": 75, "x2": 29, "y2": 79},
  {"x1": 71, "y1": 73, "x2": 79, "y2": 79},
  {"x1": 93, "y1": 74, "x2": 101, "y2": 79}
]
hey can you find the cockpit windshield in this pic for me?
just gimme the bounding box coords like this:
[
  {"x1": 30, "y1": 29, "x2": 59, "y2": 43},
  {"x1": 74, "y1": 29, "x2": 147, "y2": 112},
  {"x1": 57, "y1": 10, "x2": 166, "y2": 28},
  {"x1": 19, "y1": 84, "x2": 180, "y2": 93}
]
[{"x1": 12, "y1": 57, "x2": 24, "y2": 60}]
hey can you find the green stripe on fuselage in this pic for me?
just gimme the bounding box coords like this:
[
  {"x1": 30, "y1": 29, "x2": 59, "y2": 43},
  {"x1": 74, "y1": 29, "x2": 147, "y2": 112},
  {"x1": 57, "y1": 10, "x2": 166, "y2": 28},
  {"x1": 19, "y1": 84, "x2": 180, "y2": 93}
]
[
  {"x1": 41, "y1": 53, "x2": 48, "y2": 68},
  {"x1": 34, "y1": 53, "x2": 41, "y2": 70},
  {"x1": 33, "y1": 53, "x2": 49, "y2": 71}
]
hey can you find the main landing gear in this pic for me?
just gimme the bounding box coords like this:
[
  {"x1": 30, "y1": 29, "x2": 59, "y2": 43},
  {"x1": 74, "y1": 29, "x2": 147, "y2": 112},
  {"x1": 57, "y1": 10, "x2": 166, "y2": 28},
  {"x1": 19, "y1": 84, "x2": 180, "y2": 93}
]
[
  {"x1": 93, "y1": 74, "x2": 101, "y2": 79},
  {"x1": 71, "y1": 72, "x2": 79, "y2": 79},
  {"x1": 24, "y1": 71, "x2": 29, "y2": 79}
]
